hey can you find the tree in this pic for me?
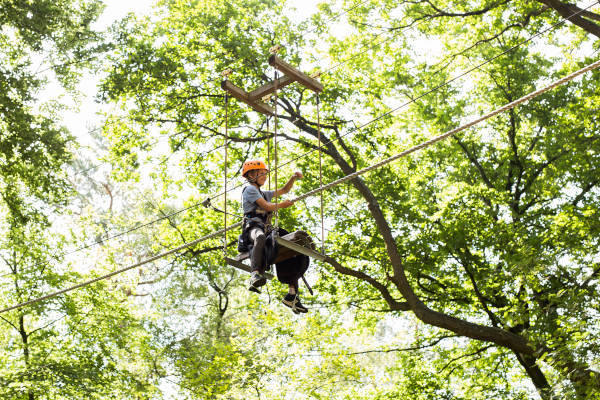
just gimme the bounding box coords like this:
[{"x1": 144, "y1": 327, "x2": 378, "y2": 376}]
[
  {"x1": 372, "y1": 0, "x2": 600, "y2": 39},
  {"x1": 0, "y1": 0, "x2": 104, "y2": 221},
  {"x1": 0, "y1": 2, "x2": 163, "y2": 398},
  {"x1": 0, "y1": 212, "x2": 160, "y2": 399},
  {"x1": 98, "y1": 0, "x2": 600, "y2": 398}
]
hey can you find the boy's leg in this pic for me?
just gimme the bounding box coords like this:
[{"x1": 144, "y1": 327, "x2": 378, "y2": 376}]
[
  {"x1": 248, "y1": 227, "x2": 267, "y2": 292},
  {"x1": 249, "y1": 227, "x2": 266, "y2": 273}
]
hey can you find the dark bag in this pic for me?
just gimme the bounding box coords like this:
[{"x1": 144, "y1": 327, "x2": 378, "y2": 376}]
[
  {"x1": 275, "y1": 254, "x2": 310, "y2": 286},
  {"x1": 264, "y1": 228, "x2": 310, "y2": 286}
]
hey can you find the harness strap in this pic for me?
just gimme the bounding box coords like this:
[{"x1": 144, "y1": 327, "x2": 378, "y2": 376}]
[
  {"x1": 242, "y1": 186, "x2": 273, "y2": 230},
  {"x1": 301, "y1": 275, "x2": 313, "y2": 296}
]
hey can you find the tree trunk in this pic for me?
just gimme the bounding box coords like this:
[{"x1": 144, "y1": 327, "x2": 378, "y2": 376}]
[
  {"x1": 19, "y1": 314, "x2": 34, "y2": 400},
  {"x1": 513, "y1": 351, "x2": 552, "y2": 399}
]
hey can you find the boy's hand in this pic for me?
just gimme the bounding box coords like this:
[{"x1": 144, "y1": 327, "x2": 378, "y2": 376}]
[
  {"x1": 293, "y1": 171, "x2": 303, "y2": 180},
  {"x1": 280, "y1": 200, "x2": 294, "y2": 208}
]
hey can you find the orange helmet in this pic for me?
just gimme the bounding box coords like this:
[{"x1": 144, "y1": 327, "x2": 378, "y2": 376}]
[{"x1": 242, "y1": 160, "x2": 269, "y2": 177}]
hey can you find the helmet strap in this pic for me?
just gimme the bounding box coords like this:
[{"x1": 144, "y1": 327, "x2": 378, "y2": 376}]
[{"x1": 246, "y1": 171, "x2": 262, "y2": 186}]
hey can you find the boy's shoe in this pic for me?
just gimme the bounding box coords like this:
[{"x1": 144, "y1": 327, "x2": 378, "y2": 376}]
[
  {"x1": 248, "y1": 271, "x2": 266, "y2": 293},
  {"x1": 282, "y1": 293, "x2": 308, "y2": 314},
  {"x1": 294, "y1": 296, "x2": 308, "y2": 313},
  {"x1": 282, "y1": 293, "x2": 298, "y2": 313}
]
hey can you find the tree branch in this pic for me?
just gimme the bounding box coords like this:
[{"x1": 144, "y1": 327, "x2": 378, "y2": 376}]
[
  {"x1": 536, "y1": 0, "x2": 600, "y2": 37},
  {"x1": 322, "y1": 255, "x2": 410, "y2": 311}
]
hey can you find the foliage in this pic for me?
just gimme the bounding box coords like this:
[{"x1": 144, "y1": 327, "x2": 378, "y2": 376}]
[
  {"x1": 0, "y1": 0, "x2": 104, "y2": 221},
  {"x1": 2, "y1": 0, "x2": 600, "y2": 398}
]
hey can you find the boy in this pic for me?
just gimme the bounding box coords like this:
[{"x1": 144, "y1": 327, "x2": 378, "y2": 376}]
[{"x1": 241, "y1": 159, "x2": 308, "y2": 313}]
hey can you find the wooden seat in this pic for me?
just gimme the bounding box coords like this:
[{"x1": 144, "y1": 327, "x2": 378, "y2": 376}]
[
  {"x1": 224, "y1": 230, "x2": 324, "y2": 276},
  {"x1": 224, "y1": 253, "x2": 275, "y2": 280},
  {"x1": 274, "y1": 230, "x2": 325, "y2": 262}
]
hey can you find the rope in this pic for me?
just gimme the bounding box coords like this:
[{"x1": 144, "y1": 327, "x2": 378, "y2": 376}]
[
  {"x1": 293, "y1": 59, "x2": 600, "y2": 203},
  {"x1": 224, "y1": 93, "x2": 229, "y2": 257},
  {"x1": 267, "y1": 116, "x2": 271, "y2": 191},
  {"x1": 317, "y1": 94, "x2": 325, "y2": 254},
  {"x1": 273, "y1": 70, "x2": 280, "y2": 230},
  {"x1": 0, "y1": 222, "x2": 243, "y2": 314},
  {"x1": 3, "y1": 58, "x2": 598, "y2": 314}
]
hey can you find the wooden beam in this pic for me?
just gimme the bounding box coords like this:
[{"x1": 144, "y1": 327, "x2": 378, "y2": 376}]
[
  {"x1": 268, "y1": 55, "x2": 323, "y2": 93},
  {"x1": 224, "y1": 256, "x2": 274, "y2": 279},
  {"x1": 221, "y1": 80, "x2": 275, "y2": 116},
  {"x1": 248, "y1": 74, "x2": 296, "y2": 102},
  {"x1": 276, "y1": 237, "x2": 327, "y2": 261}
]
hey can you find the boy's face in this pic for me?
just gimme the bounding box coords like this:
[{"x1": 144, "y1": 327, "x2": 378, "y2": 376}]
[{"x1": 249, "y1": 169, "x2": 268, "y2": 186}]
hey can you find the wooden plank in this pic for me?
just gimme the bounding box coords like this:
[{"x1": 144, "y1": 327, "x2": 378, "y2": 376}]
[
  {"x1": 248, "y1": 74, "x2": 296, "y2": 102},
  {"x1": 276, "y1": 237, "x2": 327, "y2": 261},
  {"x1": 268, "y1": 55, "x2": 324, "y2": 93},
  {"x1": 224, "y1": 257, "x2": 274, "y2": 279},
  {"x1": 221, "y1": 80, "x2": 275, "y2": 116},
  {"x1": 224, "y1": 257, "x2": 252, "y2": 273}
]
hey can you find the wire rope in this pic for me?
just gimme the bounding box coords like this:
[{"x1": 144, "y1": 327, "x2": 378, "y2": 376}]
[
  {"x1": 12, "y1": 1, "x2": 596, "y2": 273},
  {"x1": 223, "y1": 93, "x2": 229, "y2": 257},
  {"x1": 3, "y1": 57, "x2": 598, "y2": 314},
  {"x1": 202, "y1": 1, "x2": 600, "y2": 211},
  {"x1": 273, "y1": 69, "x2": 280, "y2": 229},
  {"x1": 316, "y1": 93, "x2": 325, "y2": 254}
]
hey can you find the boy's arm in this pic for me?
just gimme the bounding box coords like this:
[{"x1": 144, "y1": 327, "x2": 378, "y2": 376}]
[
  {"x1": 256, "y1": 198, "x2": 294, "y2": 212},
  {"x1": 274, "y1": 172, "x2": 303, "y2": 197}
]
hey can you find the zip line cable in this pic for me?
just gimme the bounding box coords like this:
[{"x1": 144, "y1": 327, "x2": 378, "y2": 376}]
[
  {"x1": 2, "y1": 57, "x2": 599, "y2": 314},
  {"x1": 54, "y1": 0, "x2": 382, "y2": 250},
  {"x1": 223, "y1": 92, "x2": 229, "y2": 257},
  {"x1": 274, "y1": 69, "x2": 280, "y2": 229},
  {"x1": 14, "y1": 2, "x2": 597, "y2": 273},
  {"x1": 64, "y1": 0, "x2": 600, "y2": 256},
  {"x1": 316, "y1": 94, "x2": 325, "y2": 254},
  {"x1": 198, "y1": 0, "x2": 600, "y2": 210},
  {"x1": 0, "y1": 222, "x2": 242, "y2": 314}
]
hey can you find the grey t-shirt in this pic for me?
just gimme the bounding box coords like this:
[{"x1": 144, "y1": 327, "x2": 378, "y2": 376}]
[{"x1": 242, "y1": 185, "x2": 275, "y2": 214}]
